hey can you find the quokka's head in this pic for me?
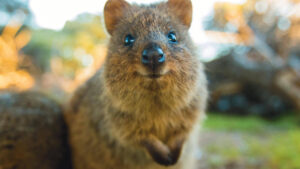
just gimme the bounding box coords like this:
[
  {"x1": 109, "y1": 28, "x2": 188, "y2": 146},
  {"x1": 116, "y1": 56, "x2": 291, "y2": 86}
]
[{"x1": 104, "y1": 0, "x2": 199, "y2": 90}]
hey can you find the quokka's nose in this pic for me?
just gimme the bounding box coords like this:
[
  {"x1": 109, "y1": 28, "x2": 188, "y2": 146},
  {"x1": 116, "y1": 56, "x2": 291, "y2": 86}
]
[{"x1": 141, "y1": 43, "x2": 165, "y2": 71}]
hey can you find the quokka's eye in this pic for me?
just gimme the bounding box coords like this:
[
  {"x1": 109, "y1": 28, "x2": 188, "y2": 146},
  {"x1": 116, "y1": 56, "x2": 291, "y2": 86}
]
[
  {"x1": 124, "y1": 34, "x2": 135, "y2": 46},
  {"x1": 168, "y1": 31, "x2": 177, "y2": 43}
]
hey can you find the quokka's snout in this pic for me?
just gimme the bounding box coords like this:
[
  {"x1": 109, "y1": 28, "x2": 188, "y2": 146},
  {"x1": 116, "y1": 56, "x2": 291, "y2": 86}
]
[
  {"x1": 141, "y1": 43, "x2": 166, "y2": 78},
  {"x1": 140, "y1": 30, "x2": 179, "y2": 78}
]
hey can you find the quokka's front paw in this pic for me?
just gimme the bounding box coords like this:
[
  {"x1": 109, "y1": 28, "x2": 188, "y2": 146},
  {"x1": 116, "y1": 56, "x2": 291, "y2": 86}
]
[
  {"x1": 167, "y1": 136, "x2": 185, "y2": 165},
  {"x1": 141, "y1": 136, "x2": 183, "y2": 166},
  {"x1": 144, "y1": 144, "x2": 173, "y2": 166}
]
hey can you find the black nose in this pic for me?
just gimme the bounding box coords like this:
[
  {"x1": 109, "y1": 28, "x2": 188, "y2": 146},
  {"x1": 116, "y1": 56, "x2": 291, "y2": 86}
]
[{"x1": 142, "y1": 43, "x2": 165, "y2": 71}]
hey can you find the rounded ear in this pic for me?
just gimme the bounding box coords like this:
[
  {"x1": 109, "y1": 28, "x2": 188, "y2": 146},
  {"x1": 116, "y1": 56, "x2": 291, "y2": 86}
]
[
  {"x1": 167, "y1": 0, "x2": 193, "y2": 28},
  {"x1": 104, "y1": 0, "x2": 130, "y2": 35}
]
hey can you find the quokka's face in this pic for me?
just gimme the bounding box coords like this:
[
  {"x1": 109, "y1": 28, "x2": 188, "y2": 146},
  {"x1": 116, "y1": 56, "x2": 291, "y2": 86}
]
[{"x1": 104, "y1": 0, "x2": 196, "y2": 82}]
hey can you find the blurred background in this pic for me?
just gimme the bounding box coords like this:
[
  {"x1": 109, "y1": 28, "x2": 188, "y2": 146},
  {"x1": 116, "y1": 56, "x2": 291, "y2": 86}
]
[{"x1": 0, "y1": 0, "x2": 299, "y2": 168}]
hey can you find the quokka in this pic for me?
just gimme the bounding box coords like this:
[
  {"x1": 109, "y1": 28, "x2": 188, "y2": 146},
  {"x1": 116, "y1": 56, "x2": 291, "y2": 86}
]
[{"x1": 66, "y1": 0, "x2": 208, "y2": 169}]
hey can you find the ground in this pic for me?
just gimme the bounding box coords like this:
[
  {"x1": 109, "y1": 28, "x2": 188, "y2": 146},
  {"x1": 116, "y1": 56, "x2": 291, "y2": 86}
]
[{"x1": 197, "y1": 114, "x2": 300, "y2": 169}]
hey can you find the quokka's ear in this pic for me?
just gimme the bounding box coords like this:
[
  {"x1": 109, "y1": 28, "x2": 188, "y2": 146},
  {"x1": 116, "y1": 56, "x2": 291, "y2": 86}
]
[
  {"x1": 104, "y1": 0, "x2": 130, "y2": 35},
  {"x1": 167, "y1": 0, "x2": 193, "y2": 28}
]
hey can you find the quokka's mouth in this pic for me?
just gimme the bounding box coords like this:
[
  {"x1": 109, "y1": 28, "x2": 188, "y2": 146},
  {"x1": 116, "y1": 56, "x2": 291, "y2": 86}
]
[
  {"x1": 136, "y1": 68, "x2": 169, "y2": 79},
  {"x1": 147, "y1": 74, "x2": 162, "y2": 79}
]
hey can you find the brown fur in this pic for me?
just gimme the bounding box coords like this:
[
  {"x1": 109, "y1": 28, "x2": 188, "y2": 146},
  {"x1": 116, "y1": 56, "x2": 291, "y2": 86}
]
[
  {"x1": 67, "y1": 0, "x2": 208, "y2": 169},
  {"x1": 0, "y1": 91, "x2": 72, "y2": 169}
]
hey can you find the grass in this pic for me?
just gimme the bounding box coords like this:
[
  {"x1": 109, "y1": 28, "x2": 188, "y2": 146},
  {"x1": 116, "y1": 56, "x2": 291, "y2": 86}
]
[{"x1": 203, "y1": 113, "x2": 300, "y2": 132}]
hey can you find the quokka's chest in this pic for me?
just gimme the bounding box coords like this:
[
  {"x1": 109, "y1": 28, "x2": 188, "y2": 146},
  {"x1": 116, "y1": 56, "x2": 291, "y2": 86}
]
[{"x1": 107, "y1": 108, "x2": 198, "y2": 141}]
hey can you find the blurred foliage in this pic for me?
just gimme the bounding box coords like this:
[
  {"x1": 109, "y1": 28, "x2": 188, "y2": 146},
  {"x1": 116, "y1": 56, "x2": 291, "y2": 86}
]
[
  {"x1": 21, "y1": 13, "x2": 108, "y2": 98},
  {"x1": 0, "y1": 18, "x2": 34, "y2": 91},
  {"x1": 23, "y1": 13, "x2": 107, "y2": 77},
  {"x1": 0, "y1": 7, "x2": 108, "y2": 99}
]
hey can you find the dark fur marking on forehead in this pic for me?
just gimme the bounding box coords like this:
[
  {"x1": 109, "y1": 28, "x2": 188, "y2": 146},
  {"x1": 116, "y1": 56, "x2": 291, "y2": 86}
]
[{"x1": 121, "y1": 4, "x2": 170, "y2": 26}]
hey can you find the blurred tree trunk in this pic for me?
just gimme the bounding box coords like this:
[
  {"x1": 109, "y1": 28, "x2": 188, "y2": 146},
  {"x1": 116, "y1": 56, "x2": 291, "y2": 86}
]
[{"x1": 206, "y1": 54, "x2": 300, "y2": 115}]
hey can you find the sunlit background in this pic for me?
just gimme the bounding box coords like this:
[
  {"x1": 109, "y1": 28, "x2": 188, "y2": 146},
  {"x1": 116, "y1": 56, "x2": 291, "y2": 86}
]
[{"x1": 0, "y1": 0, "x2": 300, "y2": 168}]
